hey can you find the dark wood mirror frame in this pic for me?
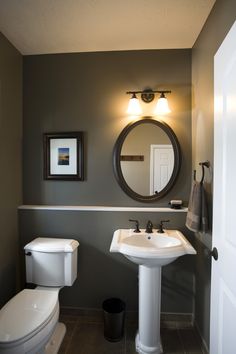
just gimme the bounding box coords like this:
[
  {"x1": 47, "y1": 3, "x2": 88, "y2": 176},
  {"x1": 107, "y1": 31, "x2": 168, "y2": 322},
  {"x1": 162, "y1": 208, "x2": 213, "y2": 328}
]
[{"x1": 113, "y1": 117, "x2": 181, "y2": 202}]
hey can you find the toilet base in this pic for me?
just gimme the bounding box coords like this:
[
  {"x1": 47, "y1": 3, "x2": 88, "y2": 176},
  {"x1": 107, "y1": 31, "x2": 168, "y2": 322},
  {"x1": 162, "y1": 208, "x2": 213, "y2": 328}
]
[{"x1": 45, "y1": 322, "x2": 66, "y2": 354}]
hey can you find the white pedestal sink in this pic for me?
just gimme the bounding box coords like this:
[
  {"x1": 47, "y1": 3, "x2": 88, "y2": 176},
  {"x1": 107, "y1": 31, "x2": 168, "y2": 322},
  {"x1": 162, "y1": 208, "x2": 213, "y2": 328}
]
[{"x1": 110, "y1": 229, "x2": 196, "y2": 354}]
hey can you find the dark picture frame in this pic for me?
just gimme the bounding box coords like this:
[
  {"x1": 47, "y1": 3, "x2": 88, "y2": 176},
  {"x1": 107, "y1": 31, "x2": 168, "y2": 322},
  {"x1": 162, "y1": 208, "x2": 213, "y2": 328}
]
[{"x1": 44, "y1": 132, "x2": 84, "y2": 180}]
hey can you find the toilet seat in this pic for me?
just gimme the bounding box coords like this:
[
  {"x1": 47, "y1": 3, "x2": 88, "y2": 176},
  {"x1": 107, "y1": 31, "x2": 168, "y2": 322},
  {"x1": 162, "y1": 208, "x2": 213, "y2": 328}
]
[{"x1": 0, "y1": 289, "x2": 59, "y2": 353}]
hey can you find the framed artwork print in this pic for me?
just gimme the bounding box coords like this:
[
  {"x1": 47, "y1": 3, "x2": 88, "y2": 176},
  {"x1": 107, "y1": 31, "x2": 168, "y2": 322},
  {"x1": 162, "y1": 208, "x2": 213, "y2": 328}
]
[{"x1": 44, "y1": 132, "x2": 84, "y2": 180}]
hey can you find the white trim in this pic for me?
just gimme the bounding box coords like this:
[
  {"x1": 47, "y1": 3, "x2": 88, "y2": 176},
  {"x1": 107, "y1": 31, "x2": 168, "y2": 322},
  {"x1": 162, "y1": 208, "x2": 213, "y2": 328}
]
[{"x1": 18, "y1": 205, "x2": 188, "y2": 212}]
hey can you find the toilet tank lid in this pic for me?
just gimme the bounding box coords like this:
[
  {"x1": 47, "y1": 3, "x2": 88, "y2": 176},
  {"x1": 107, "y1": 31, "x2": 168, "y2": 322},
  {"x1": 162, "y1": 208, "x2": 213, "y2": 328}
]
[{"x1": 24, "y1": 237, "x2": 79, "y2": 252}]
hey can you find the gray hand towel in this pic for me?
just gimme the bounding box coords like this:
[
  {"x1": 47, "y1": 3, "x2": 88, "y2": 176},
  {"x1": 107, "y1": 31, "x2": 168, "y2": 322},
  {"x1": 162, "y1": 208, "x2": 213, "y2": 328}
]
[
  {"x1": 186, "y1": 181, "x2": 208, "y2": 232},
  {"x1": 201, "y1": 185, "x2": 208, "y2": 232}
]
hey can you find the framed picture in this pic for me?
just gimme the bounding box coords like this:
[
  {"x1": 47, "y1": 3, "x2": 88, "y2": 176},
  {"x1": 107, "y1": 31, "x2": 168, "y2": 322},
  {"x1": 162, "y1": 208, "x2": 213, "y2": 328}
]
[{"x1": 43, "y1": 132, "x2": 84, "y2": 180}]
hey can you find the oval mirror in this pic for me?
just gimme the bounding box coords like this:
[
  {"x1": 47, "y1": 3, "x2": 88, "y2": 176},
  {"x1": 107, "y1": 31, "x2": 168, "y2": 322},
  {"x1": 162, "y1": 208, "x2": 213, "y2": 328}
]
[{"x1": 113, "y1": 117, "x2": 181, "y2": 202}]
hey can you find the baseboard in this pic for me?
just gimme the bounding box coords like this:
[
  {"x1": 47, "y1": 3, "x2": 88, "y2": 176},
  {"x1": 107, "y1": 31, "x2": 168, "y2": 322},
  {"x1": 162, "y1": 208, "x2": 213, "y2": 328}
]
[
  {"x1": 60, "y1": 306, "x2": 137, "y2": 323},
  {"x1": 60, "y1": 307, "x2": 193, "y2": 328},
  {"x1": 161, "y1": 312, "x2": 193, "y2": 328},
  {"x1": 60, "y1": 306, "x2": 103, "y2": 317}
]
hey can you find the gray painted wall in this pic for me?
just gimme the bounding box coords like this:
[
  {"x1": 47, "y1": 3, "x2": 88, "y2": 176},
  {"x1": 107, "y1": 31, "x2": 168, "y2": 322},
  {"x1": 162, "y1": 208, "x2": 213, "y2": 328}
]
[
  {"x1": 23, "y1": 49, "x2": 192, "y2": 207},
  {"x1": 21, "y1": 49, "x2": 194, "y2": 313},
  {"x1": 0, "y1": 33, "x2": 22, "y2": 307},
  {"x1": 192, "y1": 0, "x2": 236, "y2": 348}
]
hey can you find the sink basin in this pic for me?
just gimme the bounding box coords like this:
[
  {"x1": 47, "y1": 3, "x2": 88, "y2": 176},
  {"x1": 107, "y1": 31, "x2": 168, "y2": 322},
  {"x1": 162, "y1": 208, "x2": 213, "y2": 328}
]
[{"x1": 110, "y1": 229, "x2": 196, "y2": 267}]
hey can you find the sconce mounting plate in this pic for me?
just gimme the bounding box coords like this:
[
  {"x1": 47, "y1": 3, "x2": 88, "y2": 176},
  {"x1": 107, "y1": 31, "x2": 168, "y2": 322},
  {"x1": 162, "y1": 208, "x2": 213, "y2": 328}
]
[{"x1": 141, "y1": 90, "x2": 155, "y2": 103}]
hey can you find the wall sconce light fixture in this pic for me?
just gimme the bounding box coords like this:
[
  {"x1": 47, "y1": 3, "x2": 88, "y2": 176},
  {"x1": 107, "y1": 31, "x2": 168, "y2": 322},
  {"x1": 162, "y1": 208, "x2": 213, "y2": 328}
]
[
  {"x1": 126, "y1": 92, "x2": 142, "y2": 115},
  {"x1": 126, "y1": 89, "x2": 171, "y2": 116}
]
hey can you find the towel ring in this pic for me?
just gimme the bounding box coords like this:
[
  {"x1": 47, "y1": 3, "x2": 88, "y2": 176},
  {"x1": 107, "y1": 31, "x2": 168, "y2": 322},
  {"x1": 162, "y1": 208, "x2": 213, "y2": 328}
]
[{"x1": 193, "y1": 161, "x2": 210, "y2": 183}]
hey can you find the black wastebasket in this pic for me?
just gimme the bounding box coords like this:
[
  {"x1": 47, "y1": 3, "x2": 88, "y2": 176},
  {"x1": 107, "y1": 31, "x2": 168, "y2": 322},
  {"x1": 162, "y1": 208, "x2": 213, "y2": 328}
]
[{"x1": 102, "y1": 298, "x2": 126, "y2": 342}]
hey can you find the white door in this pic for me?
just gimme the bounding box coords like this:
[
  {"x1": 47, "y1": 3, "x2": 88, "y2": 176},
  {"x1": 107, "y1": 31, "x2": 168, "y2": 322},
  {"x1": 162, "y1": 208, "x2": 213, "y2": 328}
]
[
  {"x1": 211, "y1": 20, "x2": 236, "y2": 354},
  {"x1": 150, "y1": 145, "x2": 174, "y2": 194}
]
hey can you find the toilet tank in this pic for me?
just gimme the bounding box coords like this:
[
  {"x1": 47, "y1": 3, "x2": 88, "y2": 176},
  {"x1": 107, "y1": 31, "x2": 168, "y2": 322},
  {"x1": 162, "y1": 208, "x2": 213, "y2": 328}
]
[{"x1": 24, "y1": 238, "x2": 79, "y2": 287}]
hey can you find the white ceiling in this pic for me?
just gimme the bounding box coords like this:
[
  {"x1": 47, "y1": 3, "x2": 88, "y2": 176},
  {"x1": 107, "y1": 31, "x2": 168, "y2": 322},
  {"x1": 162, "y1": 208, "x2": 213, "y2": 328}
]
[{"x1": 0, "y1": 0, "x2": 216, "y2": 55}]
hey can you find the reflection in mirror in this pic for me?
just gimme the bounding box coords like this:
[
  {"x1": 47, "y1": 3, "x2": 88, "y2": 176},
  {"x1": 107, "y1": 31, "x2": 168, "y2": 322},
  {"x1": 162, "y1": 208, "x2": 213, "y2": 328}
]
[
  {"x1": 121, "y1": 124, "x2": 174, "y2": 195},
  {"x1": 113, "y1": 118, "x2": 181, "y2": 202}
]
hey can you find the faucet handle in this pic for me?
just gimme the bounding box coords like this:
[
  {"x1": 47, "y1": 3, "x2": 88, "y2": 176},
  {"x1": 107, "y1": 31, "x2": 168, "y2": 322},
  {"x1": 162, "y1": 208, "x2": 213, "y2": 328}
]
[
  {"x1": 160, "y1": 219, "x2": 170, "y2": 225},
  {"x1": 129, "y1": 219, "x2": 141, "y2": 233},
  {"x1": 157, "y1": 220, "x2": 170, "y2": 233}
]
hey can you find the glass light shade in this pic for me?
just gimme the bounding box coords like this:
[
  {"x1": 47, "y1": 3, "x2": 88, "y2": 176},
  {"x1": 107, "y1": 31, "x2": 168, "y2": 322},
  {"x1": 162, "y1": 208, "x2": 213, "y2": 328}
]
[
  {"x1": 127, "y1": 94, "x2": 142, "y2": 115},
  {"x1": 154, "y1": 95, "x2": 171, "y2": 115}
]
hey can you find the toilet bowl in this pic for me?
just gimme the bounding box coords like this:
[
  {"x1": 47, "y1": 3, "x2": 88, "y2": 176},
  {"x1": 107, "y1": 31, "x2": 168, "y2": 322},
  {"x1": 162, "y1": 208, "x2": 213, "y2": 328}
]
[
  {"x1": 0, "y1": 289, "x2": 63, "y2": 354},
  {"x1": 0, "y1": 237, "x2": 79, "y2": 354}
]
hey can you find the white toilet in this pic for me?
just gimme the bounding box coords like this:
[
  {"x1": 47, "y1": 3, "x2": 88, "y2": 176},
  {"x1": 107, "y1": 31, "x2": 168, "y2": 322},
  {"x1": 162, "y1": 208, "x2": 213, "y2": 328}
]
[{"x1": 0, "y1": 237, "x2": 79, "y2": 354}]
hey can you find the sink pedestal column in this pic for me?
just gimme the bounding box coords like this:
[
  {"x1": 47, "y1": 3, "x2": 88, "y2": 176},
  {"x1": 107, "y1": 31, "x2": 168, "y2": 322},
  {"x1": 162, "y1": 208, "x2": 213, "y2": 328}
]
[{"x1": 135, "y1": 265, "x2": 162, "y2": 354}]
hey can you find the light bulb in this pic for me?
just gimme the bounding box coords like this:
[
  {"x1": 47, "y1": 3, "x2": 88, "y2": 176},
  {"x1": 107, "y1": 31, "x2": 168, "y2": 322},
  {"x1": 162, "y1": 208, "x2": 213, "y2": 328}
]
[
  {"x1": 127, "y1": 93, "x2": 142, "y2": 115},
  {"x1": 154, "y1": 93, "x2": 171, "y2": 115}
]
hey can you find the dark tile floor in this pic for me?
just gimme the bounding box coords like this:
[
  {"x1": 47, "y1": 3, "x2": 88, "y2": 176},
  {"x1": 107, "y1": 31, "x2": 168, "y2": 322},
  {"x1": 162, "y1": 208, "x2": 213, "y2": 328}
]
[{"x1": 58, "y1": 312, "x2": 206, "y2": 354}]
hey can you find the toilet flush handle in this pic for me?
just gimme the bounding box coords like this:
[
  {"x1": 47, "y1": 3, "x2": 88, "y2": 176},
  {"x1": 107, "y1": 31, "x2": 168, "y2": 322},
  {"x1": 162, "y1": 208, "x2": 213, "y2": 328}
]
[{"x1": 25, "y1": 252, "x2": 32, "y2": 256}]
